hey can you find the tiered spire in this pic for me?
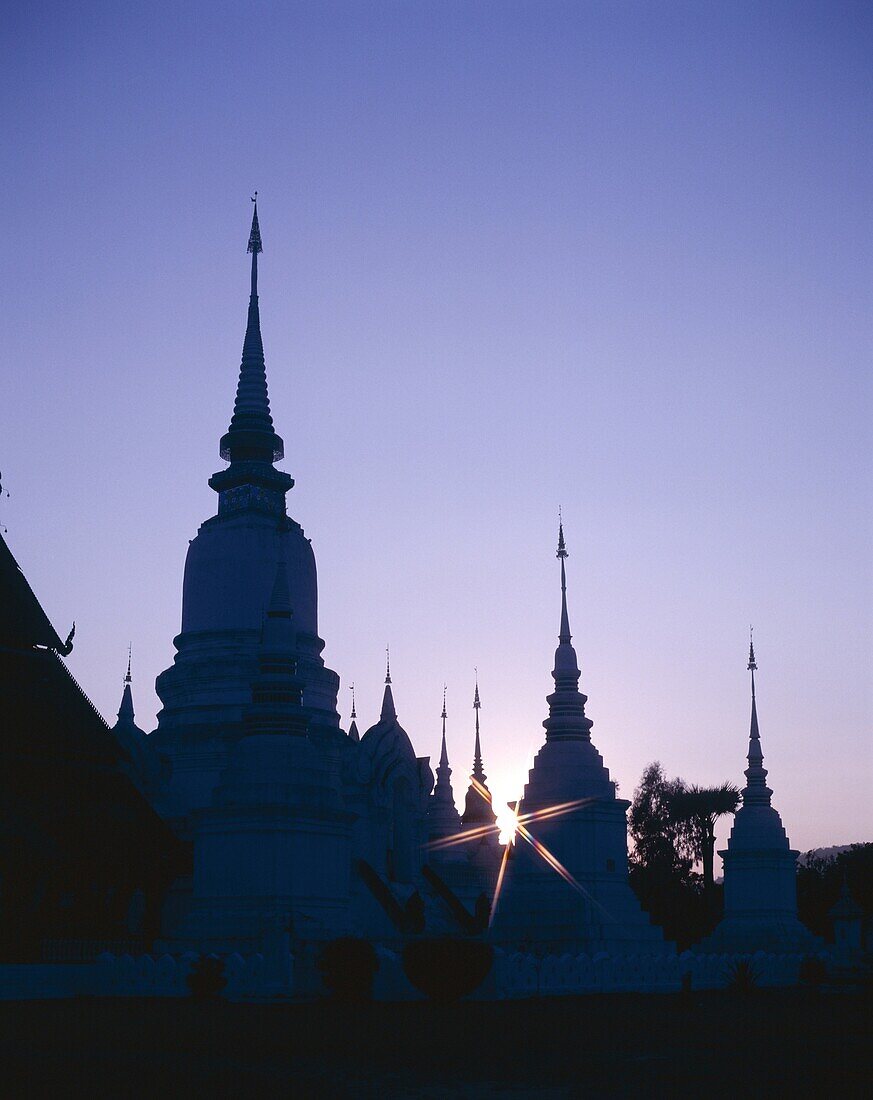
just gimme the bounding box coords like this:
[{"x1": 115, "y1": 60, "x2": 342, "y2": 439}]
[
  {"x1": 461, "y1": 674, "x2": 498, "y2": 833},
  {"x1": 348, "y1": 683, "x2": 359, "y2": 741},
  {"x1": 472, "y1": 672, "x2": 485, "y2": 783},
  {"x1": 557, "y1": 516, "x2": 571, "y2": 644},
  {"x1": 209, "y1": 198, "x2": 293, "y2": 510},
  {"x1": 439, "y1": 685, "x2": 451, "y2": 774},
  {"x1": 380, "y1": 646, "x2": 396, "y2": 721},
  {"x1": 543, "y1": 518, "x2": 594, "y2": 742},
  {"x1": 427, "y1": 686, "x2": 462, "y2": 840},
  {"x1": 117, "y1": 644, "x2": 135, "y2": 724},
  {"x1": 742, "y1": 630, "x2": 772, "y2": 806},
  {"x1": 219, "y1": 195, "x2": 283, "y2": 464}
]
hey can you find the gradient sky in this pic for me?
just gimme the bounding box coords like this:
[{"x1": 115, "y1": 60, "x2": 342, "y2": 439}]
[{"x1": 2, "y1": 1, "x2": 870, "y2": 859}]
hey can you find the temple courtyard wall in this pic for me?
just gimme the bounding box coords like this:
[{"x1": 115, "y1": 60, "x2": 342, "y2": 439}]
[{"x1": 0, "y1": 945, "x2": 837, "y2": 1002}]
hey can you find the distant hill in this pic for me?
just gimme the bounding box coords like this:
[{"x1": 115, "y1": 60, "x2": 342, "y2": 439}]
[{"x1": 797, "y1": 844, "x2": 869, "y2": 864}]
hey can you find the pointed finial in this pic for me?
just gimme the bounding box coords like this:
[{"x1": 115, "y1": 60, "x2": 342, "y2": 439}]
[
  {"x1": 117, "y1": 645, "x2": 135, "y2": 724},
  {"x1": 748, "y1": 625, "x2": 758, "y2": 706},
  {"x1": 349, "y1": 682, "x2": 356, "y2": 720},
  {"x1": 742, "y1": 629, "x2": 770, "y2": 804},
  {"x1": 557, "y1": 507, "x2": 567, "y2": 559},
  {"x1": 556, "y1": 516, "x2": 572, "y2": 645},
  {"x1": 247, "y1": 193, "x2": 263, "y2": 299},
  {"x1": 385, "y1": 645, "x2": 391, "y2": 685},
  {"x1": 438, "y1": 684, "x2": 450, "y2": 770},
  {"x1": 472, "y1": 671, "x2": 485, "y2": 782},
  {"x1": 247, "y1": 192, "x2": 263, "y2": 255}
]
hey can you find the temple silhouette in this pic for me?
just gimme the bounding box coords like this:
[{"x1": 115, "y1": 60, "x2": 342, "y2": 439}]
[{"x1": 0, "y1": 202, "x2": 830, "y2": 983}]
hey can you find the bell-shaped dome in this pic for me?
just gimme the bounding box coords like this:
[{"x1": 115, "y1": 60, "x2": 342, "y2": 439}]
[{"x1": 360, "y1": 680, "x2": 418, "y2": 788}]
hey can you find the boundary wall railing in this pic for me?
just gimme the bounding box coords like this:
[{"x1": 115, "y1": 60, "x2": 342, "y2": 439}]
[{"x1": 0, "y1": 947, "x2": 821, "y2": 1001}]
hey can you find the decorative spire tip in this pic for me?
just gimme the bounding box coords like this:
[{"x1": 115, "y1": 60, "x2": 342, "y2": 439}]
[
  {"x1": 247, "y1": 192, "x2": 263, "y2": 255},
  {"x1": 125, "y1": 643, "x2": 132, "y2": 685},
  {"x1": 557, "y1": 508, "x2": 568, "y2": 559},
  {"x1": 385, "y1": 645, "x2": 391, "y2": 685},
  {"x1": 747, "y1": 625, "x2": 757, "y2": 671}
]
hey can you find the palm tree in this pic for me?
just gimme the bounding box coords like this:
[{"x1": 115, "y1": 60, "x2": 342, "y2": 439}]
[{"x1": 668, "y1": 783, "x2": 740, "y2": 900}]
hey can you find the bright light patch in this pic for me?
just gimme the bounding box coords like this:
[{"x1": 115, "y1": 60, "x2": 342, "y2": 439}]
[{"x1": 496, "y1": 803, "x2": 519, "y2": 845}]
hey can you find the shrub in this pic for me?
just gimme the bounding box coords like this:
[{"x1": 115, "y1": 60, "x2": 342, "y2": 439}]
[
  {"x1": 402, "y1": 937, "x2": 493, "y2": 1003},
  {"x1": 317, "y1": 937, "x2": 379, "y2": 1002},
  {"x1": 727, "y1": 959, "x2": 756, "y2": 995},
  {"x1": 186, "y1": 954, "x2": 227, "y2": 1000},
  {"x1": 799, "y1": 955, "x2": 828, "y2": 989}
]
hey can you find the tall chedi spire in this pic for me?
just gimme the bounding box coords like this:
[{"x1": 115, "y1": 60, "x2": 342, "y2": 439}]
[
  {"x1": 152, "y1": 198, "x2": 340, "y2": 825},
  {"x1": 543, "y1": 517, "x2": 594, "y2": 742},
  {"x1": 117, "y1": 643, "x2": 135, "y2": 724},
  {"x1": 380, "y1": 645, "x2": 396, "y2": 720},
  {"x1": 461, "y1": 673, "x2": 498, "y2": 838},
  {"x1": 208, "y1": 196, "x2": 294, "y2": 516},
  {"x1": 348, "y1": 683, "x2": 359, "y2": 741},
  {"x1": 488, "y1": 515, "x2": 666, "y2": 953},
  {"x1": 427, "y1": 685, "x2": 462, "y2": 842},
  {"x1": 472, "y1": 673, "x2": 485, "y2": 782},
  {"x1": 742, "y1": 628, "x2": 772, "y2": 807}
]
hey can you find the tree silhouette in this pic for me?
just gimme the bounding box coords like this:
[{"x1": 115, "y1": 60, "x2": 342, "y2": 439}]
[
  {"x1": 668, "y1": 784, "x2": 739, "y2": 899},
  {"x1": 628, "y1": 762, "x2": 693, "y2": 881}
]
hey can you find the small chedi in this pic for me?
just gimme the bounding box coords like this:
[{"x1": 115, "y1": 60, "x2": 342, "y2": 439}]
[{"x1": 699, "y1": 638, "x2": 822, "y2": 954}]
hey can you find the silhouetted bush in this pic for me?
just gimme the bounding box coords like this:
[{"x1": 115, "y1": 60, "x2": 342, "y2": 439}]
[
  {"x1": 186, "y1": 954, "x2": 227, "y2": 999},
  {"x1": 402, "y1": 937, "x2": 493, "y2": 1002},
  {"x1": 317, "y1": 937, "x2": 378, "y2": 1002},
  {"x1": 799, "y1": 955, "x2": 828, "y2": 989},
  {"x1": 727, "y1": 959, "x2": 756, "y2": 995},
  {"x1": 797, "y1": 844, "x2": 873, "y2": 940}
]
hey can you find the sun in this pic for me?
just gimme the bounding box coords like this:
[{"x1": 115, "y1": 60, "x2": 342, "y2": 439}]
[{"x1": 496, "y1": 801, "x2": 519, "y2": 846}]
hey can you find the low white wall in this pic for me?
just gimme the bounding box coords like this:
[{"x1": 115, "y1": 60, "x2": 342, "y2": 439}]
[
  {"x1": 0, "y1": 946, "x2": 821, "y2": 1002},
  {"x1": 492, "y1": 949, "x2": 811, "y2": 997}
]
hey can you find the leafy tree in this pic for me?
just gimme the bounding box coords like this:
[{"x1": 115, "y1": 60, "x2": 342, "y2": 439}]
[
  {"x1": 668, "y1": 783, "x2": 740, "y2": 900},
  {"x1": 628, "y1": 762, "x2": 693, "y2": 882},
  {"x1": 627, "y1": 763, "x2": 706, "y2": 949}
]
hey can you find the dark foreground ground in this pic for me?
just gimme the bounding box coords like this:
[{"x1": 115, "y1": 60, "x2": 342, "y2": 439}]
[{"x1": 1, "y1": 990, "x2": 870, "y2": 1098}]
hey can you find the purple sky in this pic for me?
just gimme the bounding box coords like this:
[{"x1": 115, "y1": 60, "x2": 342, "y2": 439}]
[{"x1": 2, "y1": 2, "x2": 870, "y2": 858}]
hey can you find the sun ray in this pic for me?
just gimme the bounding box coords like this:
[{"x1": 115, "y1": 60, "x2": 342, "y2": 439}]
[
  {"x1": 517, "y1": 796, "x2": 597, "y2": 826},
  {"x1": 423, "y1": 821, "x2": 501, "y2": 851},
  {"x1": 488, "y1": 840, "x2": 512, "y2": 927},
  {"x1": 515, "y1": 822, "x2": 616, "y2": 923}
]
